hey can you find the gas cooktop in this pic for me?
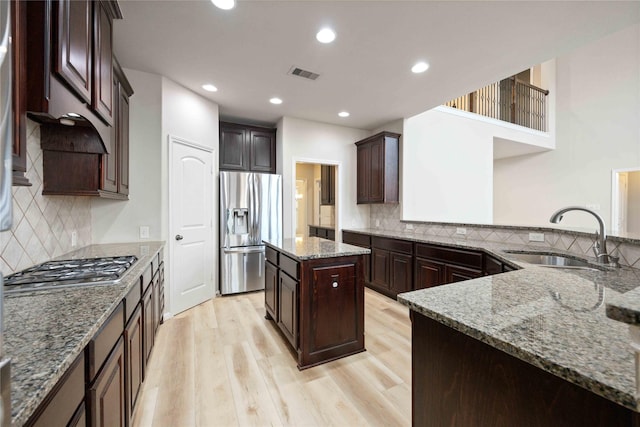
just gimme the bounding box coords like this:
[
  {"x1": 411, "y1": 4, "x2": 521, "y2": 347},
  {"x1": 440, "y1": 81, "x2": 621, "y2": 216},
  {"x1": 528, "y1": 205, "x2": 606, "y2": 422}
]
[{"x1": 4, "y1": 255, "x2": 138, "y2": 293}]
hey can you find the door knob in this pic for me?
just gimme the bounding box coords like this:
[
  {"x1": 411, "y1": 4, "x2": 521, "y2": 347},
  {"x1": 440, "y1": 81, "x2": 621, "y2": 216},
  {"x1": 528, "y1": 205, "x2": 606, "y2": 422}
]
[{"x1": 175, "y1": 234, "x2": 184, "y2": 241}]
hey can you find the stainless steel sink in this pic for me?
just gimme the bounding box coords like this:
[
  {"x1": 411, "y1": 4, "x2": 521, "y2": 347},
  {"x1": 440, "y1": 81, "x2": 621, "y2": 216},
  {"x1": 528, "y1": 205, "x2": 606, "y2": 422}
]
[{"x1": 502, "y1": 251, "x2": 600, "y2": 270}]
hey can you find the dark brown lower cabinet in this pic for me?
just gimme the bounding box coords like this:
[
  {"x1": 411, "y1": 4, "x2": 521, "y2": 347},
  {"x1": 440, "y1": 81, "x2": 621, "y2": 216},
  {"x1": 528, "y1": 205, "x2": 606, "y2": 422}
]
[
  {"x1": 369, "y1": 240, "x2": 413, "y2": 298},
  {"x1": 414, "y1": 257, "x2": 445, "y2": 290},
  {"x1": 265, "y1": 244, "x2": 365, "y2": 369},
  {"x1": 27, "y1": 353, "x2": 86, "y2": 427},
  {"x1": 89, "y1": 336, "x2": 126, "y2": 427},
  {"x1": 412, "y1": 311, "x2": 638, "y2": 426},
  {"x1": 390, "y1": 252, "x2": 412, "y2": 294},
  {"x1": 125, "y1": 305, "x2": 143, "y2": 421},
  {"x1": 265, "y1": 261, "x2": 278, "y2": 320},
  {"x1": 278, "y1": 272, "x2": 298, "y2": 349},
  {"x1": 69, "y1": 402, "x2": 86, "y2": 427},
  {"x1": 342, "y1": 231, "x2": 371, "y2": 284},
  {"x1": 143, "y1": 284, "x2": 154, "y2": 367},
  {"x1": 370, "y1": 248, "x2": 390, "y2": 292},
  {"x1": 445, "y1": 264, "x2": 483, "y2": 283},
  {"x1": 303, "y1": 261, "x2": 362, "y2": 365}
]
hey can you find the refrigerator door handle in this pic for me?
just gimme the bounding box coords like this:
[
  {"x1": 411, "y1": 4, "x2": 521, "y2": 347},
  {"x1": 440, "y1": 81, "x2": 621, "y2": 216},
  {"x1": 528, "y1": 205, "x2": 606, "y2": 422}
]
[{"x1": 223, "y1": 247, "x2": 264, "y2": 254}]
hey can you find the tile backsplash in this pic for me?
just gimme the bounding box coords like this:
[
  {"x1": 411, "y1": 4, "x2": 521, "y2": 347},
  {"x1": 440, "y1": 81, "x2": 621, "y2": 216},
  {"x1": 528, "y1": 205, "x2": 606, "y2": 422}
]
[
  {"x1": 0, "y1": 121, "x2": 91, "y2": 274},
  {"x1": 370, "y1": 204, "x2": 640, "y2": 268}
]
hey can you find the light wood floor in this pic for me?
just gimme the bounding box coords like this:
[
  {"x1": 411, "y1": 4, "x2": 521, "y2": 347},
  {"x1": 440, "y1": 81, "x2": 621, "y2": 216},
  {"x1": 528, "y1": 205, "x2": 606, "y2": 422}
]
[{"x1": 133, "y1": 288, "x2": 411, "y2": 427}]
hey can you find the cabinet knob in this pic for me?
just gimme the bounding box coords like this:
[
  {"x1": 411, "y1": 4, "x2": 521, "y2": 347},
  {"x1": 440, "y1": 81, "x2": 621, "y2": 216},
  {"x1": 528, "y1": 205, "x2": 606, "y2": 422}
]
[{"x1": 332, "y1": 281, "x2": 338, "y2": 288}]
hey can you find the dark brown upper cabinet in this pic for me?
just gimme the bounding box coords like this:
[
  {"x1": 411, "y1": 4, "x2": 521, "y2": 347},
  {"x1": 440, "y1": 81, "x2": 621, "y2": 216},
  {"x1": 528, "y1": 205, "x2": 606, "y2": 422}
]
[
  {"x1": 220, "y1": 121, "x2": 276, "y2": 173},
  {"x1": 320, "y1": 165, "x2": 335, "y2": 205},
  {"x1": 55, "y1": 0, "x2": 92, "y2": 105},
  {"x1": 11, "y1": 0, "x2": 29, "y2": 186},
  {"x1": 355, "y1": 131, "x2": 400, "y2": 204},
  {"x1": 19, "y1": 0, "x2": 130, "y2": 197},
  {"x1": 99, "y1": 58, "x2": 132, "y2": 199},
  {"x1": 92, "y1": 0, "x2": 115, "y2": 125}
]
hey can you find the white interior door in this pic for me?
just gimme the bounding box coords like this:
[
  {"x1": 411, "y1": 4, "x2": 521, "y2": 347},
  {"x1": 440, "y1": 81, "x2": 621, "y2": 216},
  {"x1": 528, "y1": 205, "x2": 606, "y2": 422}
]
[{"x1": 170, "y1": 137, "x2": 214, "y2": 315}]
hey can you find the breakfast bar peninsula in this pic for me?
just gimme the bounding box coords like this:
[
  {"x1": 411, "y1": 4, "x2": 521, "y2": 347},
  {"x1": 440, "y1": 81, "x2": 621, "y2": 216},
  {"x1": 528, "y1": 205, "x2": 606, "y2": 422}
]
[{"x1": 263, "y1": 237, "x2": 370, "y2": 369}]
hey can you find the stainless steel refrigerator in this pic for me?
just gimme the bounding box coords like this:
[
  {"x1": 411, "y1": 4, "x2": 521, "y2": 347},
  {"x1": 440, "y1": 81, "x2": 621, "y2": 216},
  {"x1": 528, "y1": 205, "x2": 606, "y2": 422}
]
[{"x1": 219, "y1": 172, "x2": 282, "y2": 295}]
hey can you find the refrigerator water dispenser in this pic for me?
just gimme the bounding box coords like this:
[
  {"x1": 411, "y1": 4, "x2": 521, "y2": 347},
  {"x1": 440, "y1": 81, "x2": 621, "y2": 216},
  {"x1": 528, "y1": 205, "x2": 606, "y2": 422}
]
[{"x1": 228, "y1": 208, "x2": 249, "y2": 235}]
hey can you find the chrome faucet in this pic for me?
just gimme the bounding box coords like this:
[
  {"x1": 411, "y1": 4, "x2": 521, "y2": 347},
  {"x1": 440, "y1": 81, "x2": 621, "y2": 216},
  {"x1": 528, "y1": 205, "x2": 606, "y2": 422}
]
[{"x1": 549, "y1": 206, "x2": 618, "y2": 266}]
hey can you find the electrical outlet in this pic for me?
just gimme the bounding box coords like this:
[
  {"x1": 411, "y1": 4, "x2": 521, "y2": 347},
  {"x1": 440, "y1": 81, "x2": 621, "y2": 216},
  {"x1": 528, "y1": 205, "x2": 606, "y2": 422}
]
[
  {"x1": 405, "y1": 224, "x2": 414, "y2": 230},
  {"x1": 529, "y1": 232, "x2": 545, "y2": 242},
  {"x1": 71, "y1": 231, "x2": 77, "y2": 247},
  {"x1": 456, "y1": 227, "x2": 466, "y2": 235},
  {"x1": 139, "y1": 226, "x2": 150, "y2": 239}
]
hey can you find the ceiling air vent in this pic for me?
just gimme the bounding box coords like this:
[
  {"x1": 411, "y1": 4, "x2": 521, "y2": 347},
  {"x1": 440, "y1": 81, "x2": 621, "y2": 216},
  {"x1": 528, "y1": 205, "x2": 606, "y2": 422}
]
[{"x1": 288, "y1": 66, "x2": 320, "y2": 81}]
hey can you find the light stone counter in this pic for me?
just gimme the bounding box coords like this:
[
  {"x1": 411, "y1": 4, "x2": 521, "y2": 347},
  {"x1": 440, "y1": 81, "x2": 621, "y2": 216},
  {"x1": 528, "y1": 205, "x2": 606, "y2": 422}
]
[
  {"x1": 5, "y1": 241, "x2": 165, "y2": 426},
  {"x1": 264, "y1": 237, "x2": 370, "y2": 261},
  {"x1": 342, "y1": 228, "x2": 640, "y2": 411}
]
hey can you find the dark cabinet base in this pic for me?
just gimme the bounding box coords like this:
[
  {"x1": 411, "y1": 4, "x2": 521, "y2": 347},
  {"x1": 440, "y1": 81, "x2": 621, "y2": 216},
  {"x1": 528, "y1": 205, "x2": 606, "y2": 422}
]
[
  {"x1": 411, "y1": 312, "x2": 639, "y2": 427},
  {"x1": 265, "y1": 248, "x2": 365, "y2": 370}
]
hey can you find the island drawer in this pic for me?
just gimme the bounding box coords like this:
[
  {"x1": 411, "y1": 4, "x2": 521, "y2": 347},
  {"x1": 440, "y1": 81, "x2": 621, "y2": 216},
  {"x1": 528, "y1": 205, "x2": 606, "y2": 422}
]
[
  {"x1": 280, "y1": 254, "x2": 299, "y2": 279},
  {"x1": 342, "y1": 231, "x2": 370, "y2": 247},
  {"x1": 266, "y1": 246, "x2": 278, "y2": 264},
  {"x1": 372, "y1": 236, "x2": 413, "y2": 255},
  {"x1": 415, "y1": 244, "x2": 482, "y2": 269},
  {"x1": 87, "y1": 302, "x2": 124, "y2": 380}
]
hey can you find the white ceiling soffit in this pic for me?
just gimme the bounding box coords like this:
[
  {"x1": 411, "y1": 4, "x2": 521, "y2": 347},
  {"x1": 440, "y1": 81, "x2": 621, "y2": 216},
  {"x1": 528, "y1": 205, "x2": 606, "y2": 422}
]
[{"x1": 114, "y1": 1, "x2": 640, "y2": 130}]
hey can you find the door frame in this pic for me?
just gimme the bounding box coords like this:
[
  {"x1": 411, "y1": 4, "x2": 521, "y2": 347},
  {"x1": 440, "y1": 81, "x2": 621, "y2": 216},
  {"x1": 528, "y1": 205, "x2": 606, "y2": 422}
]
[
  {"x1": 292, "y1": 157, "x2": 341, "y2": 241},
  {"x1": 168, "y1": 134, "x2": 216, "y2": 318},
  {"x1": 611, "y1": 167, "x2": 640, "y2": 235}
]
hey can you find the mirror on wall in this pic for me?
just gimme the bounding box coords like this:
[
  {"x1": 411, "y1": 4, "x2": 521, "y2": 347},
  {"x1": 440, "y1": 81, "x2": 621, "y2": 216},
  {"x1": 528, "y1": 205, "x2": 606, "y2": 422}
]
[{"x1": 295, "y1": 162, "x2": 336, "y2": 239}]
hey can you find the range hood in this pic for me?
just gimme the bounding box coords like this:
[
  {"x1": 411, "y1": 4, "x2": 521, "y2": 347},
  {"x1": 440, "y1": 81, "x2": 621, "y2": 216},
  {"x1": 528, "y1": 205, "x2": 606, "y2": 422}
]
[{"x1": 27, "y1": 77, "x2": 111, "y2": 155}]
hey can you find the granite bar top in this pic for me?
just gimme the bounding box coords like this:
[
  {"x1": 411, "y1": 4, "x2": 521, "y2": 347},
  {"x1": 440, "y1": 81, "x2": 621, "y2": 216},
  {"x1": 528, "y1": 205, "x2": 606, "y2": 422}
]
[
  {"x1": 343, "y1": 228, "x2": 640, "y2": 411},
  {"x1": 5, "y1": 241, "x2": 165, "y2": 426},
  {"x1": 264, "y1": 237, "x2": 370, "y2": 261}
]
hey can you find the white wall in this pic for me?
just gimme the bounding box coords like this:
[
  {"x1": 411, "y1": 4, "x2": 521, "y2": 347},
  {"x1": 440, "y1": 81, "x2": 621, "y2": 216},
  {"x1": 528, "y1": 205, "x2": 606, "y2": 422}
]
[
  {"x1": 494, "y1": 23, "x2": 640, "y2": 230},
  {"x1": 280, "y1": 116, "x2": 369, "y2": 239},
  {"x1": 161, "y1": 77, "x2": 220, "y2": 314},
  {"x1": 402, "y1": 105, "x2": 553, "y2": 224},
  {"x1": 92, "y1": 69, "x2": 163, "y2": 243}
]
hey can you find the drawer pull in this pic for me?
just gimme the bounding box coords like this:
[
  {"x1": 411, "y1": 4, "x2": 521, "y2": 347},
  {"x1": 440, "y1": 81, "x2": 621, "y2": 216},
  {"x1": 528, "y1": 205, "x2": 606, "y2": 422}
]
[{"x1": 332, "y1": 281, "x2": 338, "y2": 288}]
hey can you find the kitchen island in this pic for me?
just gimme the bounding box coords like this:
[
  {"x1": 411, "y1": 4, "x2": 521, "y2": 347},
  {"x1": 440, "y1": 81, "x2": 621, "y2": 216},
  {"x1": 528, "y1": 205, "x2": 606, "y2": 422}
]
[
  {"x1": 398, "y1": 263, "x2": 640, "y2": 426},
  {"x1": 263, "y1": 237, "x2": 370, "y2": 369},
  {"x1": 5, "y1": 242, "x2": 165, "y2": 426}
]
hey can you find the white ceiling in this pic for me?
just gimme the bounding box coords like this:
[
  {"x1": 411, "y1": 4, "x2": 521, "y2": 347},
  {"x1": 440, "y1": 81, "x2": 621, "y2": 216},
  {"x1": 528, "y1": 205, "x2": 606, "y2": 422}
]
[{"x1": 114, "y1": 1, "x2": 640, "y2": 131}]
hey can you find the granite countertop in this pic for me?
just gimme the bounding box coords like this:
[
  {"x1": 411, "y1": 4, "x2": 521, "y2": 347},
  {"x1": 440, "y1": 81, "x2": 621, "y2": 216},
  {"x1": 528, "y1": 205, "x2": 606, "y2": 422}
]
[
  {"x1": 344, "y1": 228, "x2": 640, "y2": 412},
  {"x1": 5, "y1": 241, "x2": 165, "y2": 426},
  {"x1": 308, "y1": 224, "x2": 335, "y2": 230},
  {"x1": 264, "y1": 237, "x2": 370, "y2": 261}
]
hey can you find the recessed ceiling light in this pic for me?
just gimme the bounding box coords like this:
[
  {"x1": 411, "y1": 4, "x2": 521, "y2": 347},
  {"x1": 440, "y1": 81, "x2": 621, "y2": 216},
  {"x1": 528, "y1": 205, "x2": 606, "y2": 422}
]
[
  {"x1": 316, "y1": 28, "x2": 336, "y2": 44},
  {"x1": 411, "y1": 61, "x2": 429, "y2": 74},
  {"x1": 270, "y1": 97, "x2": 283, "y2": 105},
  {"x1": 202, "y1": 84, "x2": 218, "y2": 92},
  {"x1": 211, "y1": 0, "x2": 235, "y2": 10},
  {"x1": 338, "y1": 111, "x2": 350, "y2": 118}
]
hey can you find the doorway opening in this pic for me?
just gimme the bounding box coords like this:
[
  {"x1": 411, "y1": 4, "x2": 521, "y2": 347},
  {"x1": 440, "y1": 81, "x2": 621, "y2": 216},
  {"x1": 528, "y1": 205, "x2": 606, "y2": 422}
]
[
  {"x1": 612, "y1": 167, "x2": 640, "y2": 234},
  {"x1": 295, "y1": 162, "x2": 337, "y2": 240}
]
